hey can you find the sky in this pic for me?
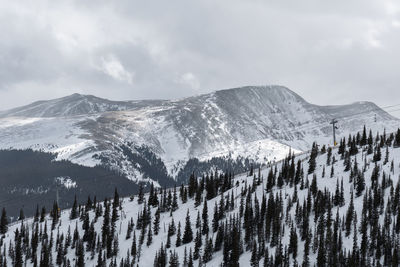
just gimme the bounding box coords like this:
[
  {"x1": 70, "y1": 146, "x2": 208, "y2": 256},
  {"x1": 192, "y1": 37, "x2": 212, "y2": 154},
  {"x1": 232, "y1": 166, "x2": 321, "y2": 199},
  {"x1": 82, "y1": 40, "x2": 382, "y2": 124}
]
[{"x1": 1, "y1": 0, "x2": 400, "y2": 116}]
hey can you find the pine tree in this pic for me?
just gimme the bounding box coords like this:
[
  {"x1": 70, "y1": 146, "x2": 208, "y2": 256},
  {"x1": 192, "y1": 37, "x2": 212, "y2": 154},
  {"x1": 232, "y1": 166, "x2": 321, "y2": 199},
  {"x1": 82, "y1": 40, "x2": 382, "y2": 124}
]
[
  {"x1": 188, "y1": 248, "x2": 194, "y2": 267},
  {"x1": 172, "y1": 186, "x2": 179, "y2": 211},
  {"x1": 14, "y1": 237, "x2": 23, "y2": 267},
  {"x1": 96, "y1": 250, "x2": 104, "y2": 267},
  {"x1": 202, "y1": 199, "x2": 209, "y2": 236},
  {"x1": 40, "y1": 242, "x2": 50, "y2": 267},
  {"x1": 56, "y1": 237, "x2": 64, "y2": 266},
  {"x1": 112, "y1": 235, "x2": 119, "y2": 257},
  {"x1": 131, "y1": 231, "x2": 137, "y2": 261},
  {"x1": 76, "y1": 241, "x2": 85, "y2": 267},
  {"x1": 148, "y1": 183, "x2": 156, "y2": 207},
  {"x1": 166, "y1": 232, "x2": 171, "y2": 249},
  {"x1": 250, "y1": 241, "x2": 259, "y2": 267},
  {"x1": 229, "y1": 223, "x2": 240, "y2": 267},
  {"x1": 182, "y1": 210, "x2": 193, "y2": 244},
  {"x1": 212, "y1": 203, "x2": 219, "y2": 233},
  {"x1": 361, "y1": 125, "x2": 367, "y2": 145},
  {"x1": 384, "y1": 146, "x2": 389, "y2": 165},
  {"x1": 203, "y1": 238, "x2": 213, "y2": 263},
  {"x1": 302, "y1": 232, "x2": 310, "y2": 267},
  {"x1": 18, "y1": 209, "x2": 24, "y2": 221},
  {"x1": 356, "y1": 172, "x2": 365, "y2": 197},
  {"x1": 193, "y1": 230, "x2": 202, "y2": 260},
  {"x1": 34, "y1": 204, "x2": 40, "y2": 222},
  {"x1": 183, "y1": 247, "x2": 188, "y2": 267},
  {"x1": 154, "y1": 208, "x2": 160, "y2": 235},
  {"x1": 102, "y1": 199, "x2": 110, "y2": 246},
  {"x1": 345, "y1": 192, "x2": 354, "y2": 236},
  {"x1": 169, "y1": 250, "x2": 179, "y2": 267},
  {"x1": 111, "y1": 189, "x2": 120, "y2": 236},
  {"x1": 373, "y1": 145, "x2": 382, "y2": 162},
  {"x1": 308, "y1": 142, "x2": 318, "y2": 174},
  {"x1": 146, "y1": 223, "x2": 153, "y2": 247},
  {"x1": 176, "y1": 222, "x2": 182, "y2": 247},
  {"x1": 289, "y1": 226, "x2": 298, "y2": 259},
  {"x1": 138, "y1": 184, "x2": 144, "y2": 204},
  {"x1": 70, "y1": 195, "x2": 78, "y2": 220},
  {"x1": 0, "y1": 208, "x2": 8, "y2": 235}
]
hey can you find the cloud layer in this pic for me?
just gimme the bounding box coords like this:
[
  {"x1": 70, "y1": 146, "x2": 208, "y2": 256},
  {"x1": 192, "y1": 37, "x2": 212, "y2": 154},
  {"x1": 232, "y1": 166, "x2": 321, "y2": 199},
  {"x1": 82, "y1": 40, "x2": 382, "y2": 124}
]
[{"x1": 1, "y1": 0, "x2": 400, "y2": 115}]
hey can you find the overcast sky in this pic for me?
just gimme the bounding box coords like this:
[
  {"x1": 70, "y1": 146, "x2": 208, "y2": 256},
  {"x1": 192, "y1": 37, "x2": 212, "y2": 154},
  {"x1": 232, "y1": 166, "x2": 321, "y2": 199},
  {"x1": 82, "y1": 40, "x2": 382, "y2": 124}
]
[{"x1": 1, "y1": 0, "x2": 400, "y2": 115}]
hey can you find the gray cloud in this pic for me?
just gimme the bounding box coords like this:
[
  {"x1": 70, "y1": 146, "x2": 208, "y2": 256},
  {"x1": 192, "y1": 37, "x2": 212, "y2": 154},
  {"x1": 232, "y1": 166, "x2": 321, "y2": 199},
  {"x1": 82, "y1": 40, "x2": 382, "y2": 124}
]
[{"x1": 0, "y1": 0, "x2": 400, "y2": 117}]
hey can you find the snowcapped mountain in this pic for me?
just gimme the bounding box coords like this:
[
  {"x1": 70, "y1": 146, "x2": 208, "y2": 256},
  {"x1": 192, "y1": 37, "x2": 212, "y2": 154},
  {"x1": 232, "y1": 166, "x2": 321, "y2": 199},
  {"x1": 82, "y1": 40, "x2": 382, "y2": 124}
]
[
  {"x1": 0, "y1": 85, "x2": 397, "y2": 184},
  {"x1": 2, "y1": 127, "x2": 400, "y2": 266},
  {"x1": 0, "y1": 93, "x2": 165, "y2": 117}
]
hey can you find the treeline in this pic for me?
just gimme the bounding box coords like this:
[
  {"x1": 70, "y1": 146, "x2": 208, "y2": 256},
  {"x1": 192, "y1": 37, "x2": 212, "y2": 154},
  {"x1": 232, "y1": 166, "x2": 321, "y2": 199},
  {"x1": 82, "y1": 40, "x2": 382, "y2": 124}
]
[
  {"x1": 0, "y1": 149, "x2": 139, "y2": 218},
  {"x1": 2, "y1": 126, "x2": 400, "y2": 266},
  {"x1": 175, "y1": 155, "x2": 258, "y2": 184}
]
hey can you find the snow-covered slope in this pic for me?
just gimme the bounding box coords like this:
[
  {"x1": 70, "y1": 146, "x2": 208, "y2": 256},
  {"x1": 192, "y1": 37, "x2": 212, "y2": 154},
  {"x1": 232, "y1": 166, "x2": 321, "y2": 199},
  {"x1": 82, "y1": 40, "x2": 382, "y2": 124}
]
[
  {"x1": 3, "y1": 127, "x2": 400, "y2": 266},
  {"x1": 0, "y1": 86, "x2": 397, "y2": 184},
  {"x1": 0, "y1": 93, "x2": 165, "y2": 117}
]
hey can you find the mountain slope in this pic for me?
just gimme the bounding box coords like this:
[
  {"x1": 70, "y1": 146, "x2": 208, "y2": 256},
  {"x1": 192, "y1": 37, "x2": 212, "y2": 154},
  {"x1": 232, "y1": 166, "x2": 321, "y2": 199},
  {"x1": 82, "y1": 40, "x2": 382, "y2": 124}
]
[
  {"x1": 0, "y1": 93, "x2": 166, "y2": 117},
  {"x1": 2, "y1": 127, "x2": 400, "y2": 266},
  {"x1": 0, "y1": 85, "x2": 397, "y2": 184},
  {"x1": 0, "y1": 149, "x2": 140, "y2": 219}
]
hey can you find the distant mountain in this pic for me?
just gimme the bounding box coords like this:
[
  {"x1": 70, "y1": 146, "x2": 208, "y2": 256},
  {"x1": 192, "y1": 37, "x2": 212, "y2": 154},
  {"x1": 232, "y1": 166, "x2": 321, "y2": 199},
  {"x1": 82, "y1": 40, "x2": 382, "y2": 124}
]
[
  {"x1": 0, "y1": 93, "x2": 165, "y2": 117},
  {"x1": 0, "y1": 85, "x2": 397, "y2": 185}
]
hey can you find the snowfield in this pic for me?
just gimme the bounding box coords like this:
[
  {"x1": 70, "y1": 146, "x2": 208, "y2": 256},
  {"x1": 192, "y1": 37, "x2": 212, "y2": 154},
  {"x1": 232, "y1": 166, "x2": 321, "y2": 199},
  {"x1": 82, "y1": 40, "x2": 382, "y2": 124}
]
[
  {"x1": 0, "y1": 86, "x2": 398, "y2": 185},
  {"x1": 3, "y1": 128, "x2": 400, "y2": 266}
]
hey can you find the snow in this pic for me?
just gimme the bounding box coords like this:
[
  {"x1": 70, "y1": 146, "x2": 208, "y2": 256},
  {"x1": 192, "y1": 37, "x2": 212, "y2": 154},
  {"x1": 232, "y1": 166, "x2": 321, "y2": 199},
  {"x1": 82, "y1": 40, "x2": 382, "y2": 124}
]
[
  {"x1": 55, "y1": 176, "x2": 77, "y2": 189},
  {"x1": 0, "y1": 116, "x2": 102, "y2": 167},
  {"x1": 4, "y1": 136, "x2": 400, "y2": 266},
  {"x1": 0, "y1": 86, "x2": 398, "y2": 185}
]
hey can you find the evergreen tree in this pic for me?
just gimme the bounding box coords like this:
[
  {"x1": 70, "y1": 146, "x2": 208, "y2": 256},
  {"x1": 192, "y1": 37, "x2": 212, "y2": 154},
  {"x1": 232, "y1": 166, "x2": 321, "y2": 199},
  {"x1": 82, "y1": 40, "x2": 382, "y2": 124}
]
[
  {"x1": 96, "y1": 250, "x2": 104, "y2": 267},
  {"x1": 176, "y1": 222, "x2": 182, "y2": 247},
  {"x1": 131, "y1": 231, "x2": 137, "y2": 261},
  {"x1": 302, "y1": 232, "x2": 310, "y2": 267},
  {"x1": 146, "y1": 223, "x2": 153, "y2": 247},
  {"x1": 202, "y1": 199, "x2": 209, "y2": 236},
  {"x1": 153, "y1": 208, "x2": 160, "y2": 235},
  {"x1": 70, "y1": 195, "x2": 78, "y2": 220},
  {"x1": 34, "y1": 204, "x2": 40, "y2": 222},
  {"x1": 308, "y1": 142, "x2": 318, "y2": 174},
  {"x1": 169, "y1": 250, "x2": 179, "y2": 267},
  {"x1": 76, "y1": 241, "x2": 85, "y2": 267},
  {"x1": 345, "y1": 192, "x2": 354, "y2": 236},
  {"x1": 289, "y1": 226, "x2": 298, "y2": 259},
  {"x1": 355, "y1": 172, "x2": 365, "y2": 197},
  {"x1": 171, "y1": 186, "x2": 179, "y2": 211},
  {"x1": 182, "y1": 210, "x2": 193, "y2": 244},
  {"x1": 14, "y1": 237, "x2": 23, "y2": 267},
  {"x1": 0, "y1": 208, "x2": 8, "y2": 235},
  {"x1": 229, "y1": 222, "x2": 240, "y2": 267},
  {"x1": 188, "y1": 248, "x2": 194, "y2": 267},
  {"x1": 138, "y1": 184, "x2": 144, "y2": 204},
  {"x1": 193, "y1": 230, "x2": 202, "y2": 260},
  {"x1": 18, "y1": 209, "x2": 24, "y2": 221},
  {"x1": 250, "y1": 241, "x2": 259, "y2": 267},
  {"x1": 203, "y1": 238, "x2": 213, "y2": 263}
]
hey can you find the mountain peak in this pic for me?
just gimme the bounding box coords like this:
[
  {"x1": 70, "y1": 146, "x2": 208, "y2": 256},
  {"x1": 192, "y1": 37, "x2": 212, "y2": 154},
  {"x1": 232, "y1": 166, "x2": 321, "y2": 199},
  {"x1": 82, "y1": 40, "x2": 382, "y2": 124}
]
[
  {"x1": 0, "y1": 93, "x2": 136, "y2": 118},
  {"x1": 214, "y1": 84, "x2": 305, "y2": 103}
]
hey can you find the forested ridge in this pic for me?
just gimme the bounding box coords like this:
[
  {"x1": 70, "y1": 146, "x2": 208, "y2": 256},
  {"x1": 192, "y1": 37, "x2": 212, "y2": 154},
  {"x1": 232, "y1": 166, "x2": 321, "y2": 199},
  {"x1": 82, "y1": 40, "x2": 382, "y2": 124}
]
[{"x1": 1, "y1": 127, "x2": 400, "y2": 266}]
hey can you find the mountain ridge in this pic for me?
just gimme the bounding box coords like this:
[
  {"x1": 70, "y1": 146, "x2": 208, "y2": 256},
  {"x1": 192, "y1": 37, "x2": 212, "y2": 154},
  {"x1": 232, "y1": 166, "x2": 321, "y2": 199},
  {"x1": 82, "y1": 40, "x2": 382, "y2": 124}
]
[
  {"x1": 1, "y1": 85, "x2": 393, "y2": 119},
  {"x1": 0, "y1": 85, "x2": 397, "y2": 185}
]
